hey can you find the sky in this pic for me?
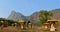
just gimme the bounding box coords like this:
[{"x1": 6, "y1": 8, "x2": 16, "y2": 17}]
[{"x1": 0, "y1": 0, "x2": 60, "y2": 18}]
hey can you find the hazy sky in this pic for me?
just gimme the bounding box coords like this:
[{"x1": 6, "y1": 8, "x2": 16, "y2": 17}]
[{"x1": 0, "y1": 0, "x2": 60, "y2": 18}]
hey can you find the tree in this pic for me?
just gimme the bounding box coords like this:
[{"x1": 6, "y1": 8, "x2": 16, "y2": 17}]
[{"x1": 39, "y1": 10, "x2": 53, "y2": 25}]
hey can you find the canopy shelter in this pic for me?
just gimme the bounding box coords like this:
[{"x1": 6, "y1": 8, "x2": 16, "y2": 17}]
[
  {"x1": 18, "y1": 19, "x2": 25, "y2": 29},
  {"x1": 47, "y1": 19, "x2": 59, "y2": 28},
  {"x1": 47, "y1": 19, "x2": 59, "y2": 31}
]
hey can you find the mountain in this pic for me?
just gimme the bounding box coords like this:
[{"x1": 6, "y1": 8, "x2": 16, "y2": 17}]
[
  {"x1": 52, "y1": 9, "x2": 60, "y2": 19},
  {"x1": 8, "y1": 9, "x2": 60, "y2": 23},
  {"x1": 29, "y1": 12, "x2": 40, "y2": 23},
  {"x1": 8, "y1": 11, "x2": 27, "y2": 21},
  {"x1": 8, "y1": 11, "x2": 40, "y2": 23}
]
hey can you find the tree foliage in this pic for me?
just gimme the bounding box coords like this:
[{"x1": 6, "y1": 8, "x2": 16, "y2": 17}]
[
  {"x1": 39, "y1": 10, "x2": 53, "y2": 25},
  {"x1": 0, "y1": 18, "x2": 18, "y2": 26}
]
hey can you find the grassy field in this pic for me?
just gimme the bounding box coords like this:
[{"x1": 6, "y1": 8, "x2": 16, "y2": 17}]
[{"x1": 0, "y1": 26, "x2": 60, "y2": 32}]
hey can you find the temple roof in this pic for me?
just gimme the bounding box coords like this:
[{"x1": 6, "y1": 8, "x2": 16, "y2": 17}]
[
  {"x1": 47, "y1": 19, "x2": 59, "y2": 22},
  {"x1": 43, "y1": 23, "x2": 49, "y2": 24},
  {"x1": 18, "y1": 19, "x2": 24, "y2": 22}
]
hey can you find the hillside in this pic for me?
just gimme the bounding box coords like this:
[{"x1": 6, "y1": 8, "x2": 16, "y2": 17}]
[{"x1": 52, "y1": 9, "x2": 60, "y2": 19}]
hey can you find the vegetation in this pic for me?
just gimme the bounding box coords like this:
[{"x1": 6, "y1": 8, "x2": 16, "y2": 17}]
[
  {"x1": 0, "y1": 18, "x2": 20, "y2": 26},
  {"x1": 58, "y1": 21, "x2": 60, "y2": 27},
  {"x1": 0, "y1": 18, "x2": 6, "y2": 21},
  {"x1": 39, "y1": 10, "x2": 53, "y2": 25}
]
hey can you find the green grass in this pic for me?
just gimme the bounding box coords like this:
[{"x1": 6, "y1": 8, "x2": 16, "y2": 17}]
[{"x1": 58, "y1": 21, "x2": 60, "y2": 27}]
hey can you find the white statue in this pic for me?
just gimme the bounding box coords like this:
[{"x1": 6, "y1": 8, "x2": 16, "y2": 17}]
[{"x1": 50, "y1": 24, "x2": 56, "y2": 31}]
